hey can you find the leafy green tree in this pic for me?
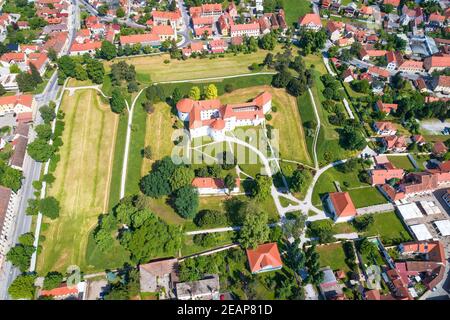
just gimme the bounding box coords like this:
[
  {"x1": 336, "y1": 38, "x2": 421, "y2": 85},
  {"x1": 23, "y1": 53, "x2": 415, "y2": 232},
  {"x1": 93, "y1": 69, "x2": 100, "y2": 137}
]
[
  {"x1": 307, "y1": 220, "x2": 334, "y2": 243},
  {"x1": 194, "y1": 209, "x2": 227, "y2": 227},
  {"x1": 169, "y1": 166, "x2": 195, "y2": 192},
  {"x1": 26, "y1": 199, "x2": 40, "y2": 216},
  {"x1": 16, "y1": 72, "x2": 36, "y2": 92},
  {"x1": 8, "y1": 274, "x2": 36, "y2": 300},
  {"x1": 6, "y1": 244, "x2": 35, "y2": 272},
  {"x1": 259, "y1": 32, "x2": 277, "y2": 50},
  {"x1": 74, "y1": 64, "x2": 88, "y2": 81},
  {"x1": 252, "y1": 175, "x2": 272, "y2": 201},
  {"x1": 142, "y1": 146, "x2": 152, "y2": 159},
  {"x1": 29, "y1": 63, "x2": 43, "y2": 85},
  {"x1": 188, "y1": 86, "x2": 201, "y2": 100},
  {"x1": 173, "y1": 185, "x2": 199, "y2": 219},
  {"x1": 272, "y1": 68, "x2": 291, "y2": 88},
  {"x1": 86, "y1": 59, "x2": 105, "y2": 84},
  {"x1": 0, "y1": 83, "x2": 6, "y2": 96},
  {"x1": 238, "y1": 210, "x2": 270, "y2": 249},
  {"x1": 39, "y1": 196, "x2": 60, "y2": 219},
  {"x1": 94, "y1": 228, "x2": 115, "y2": 252},
  {"x1": 100, "y1": 41, "x2": 117, "y2": 60},
  {"x1": 340, "y1": 125, "x2": 367, "y2": 151},
  {"x1": 224, "y1": 173, "x2": 237, "y2": 194},
  {"x1": 27, "y1": 139, "x2": 54, "y2": 162},
  {"x1": 43, "y1": 271, "x2": 64, "y2": 290},
  {"x1": 283, "y1": 215, "x2": 306, "y2": 239},
  {"x1": 34, "y1": 124, "x2": 52, "y2": 141},
  {"x1": 172, "y1": 87, "x2": 183, "y2": 104},
  {"x1": 39, "y1": 105, "x2": 56, "y2": 124},
  {"x1": 140, "y1": 157, "x2": 176, "y2": 197},
  {"x1": 204, "y1": 84, "x2": 218, "y2": 99},
  {"x1": 110, "y1": 87, "x2": 126, "y2": 113},
  {"x1": 305, "y1": 244, "x2": 324, "y2": 285},
  {"x1": 116, "y1": 7, "x2": 126, "y2": 18},
  {"x1": 0, "y1": 163, "x2": 23, "y2": 192},
  {"x1": 18, "y1": 233, "x2": 35, "y2": 247},
  {"x1": 353, "y1": 215, "x2": 374, "y2": 232}
]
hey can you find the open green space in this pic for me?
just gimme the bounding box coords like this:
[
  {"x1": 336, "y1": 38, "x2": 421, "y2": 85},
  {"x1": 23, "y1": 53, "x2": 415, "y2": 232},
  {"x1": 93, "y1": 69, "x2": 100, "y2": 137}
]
[
  {"x1": 316, "y1": 243, "x2": 351, "y2": 273},
  {"x1": 283, "y1": 0, "x2": 312, "y2": 26},
  {"x1": 347, "y1": 187, "x2": 388, "y2": 208},
  {"x1": 37, "y1": 90, "x2": 119, "y2": 273},
  {"x1": 106, "y1": 47, "x2": 282, "y2": 83},
  {"x1": 387, "y1": 155, "x2": 415, "y2": 170}
]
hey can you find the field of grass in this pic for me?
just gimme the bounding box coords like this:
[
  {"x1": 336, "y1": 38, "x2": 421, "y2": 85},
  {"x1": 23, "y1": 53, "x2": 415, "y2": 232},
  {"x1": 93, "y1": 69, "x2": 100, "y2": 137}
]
[
  {"x1": 343, "y1": 82, "x2": 367, "y2": 99},
  {"x1": 303, "y1": 55, "x2": 358, "y2": 165},
  {"x1": 347, "y1": 187, "x2": 388, "y2": 208},
  {"x1": 220, "y1": 86, "x2": 313, "y2": 165},
  {"x1": 297, "y1": 91, "x2": 316, "y2": 160},
  {"x1": 312, "y1": 163, "x2": 369, "y2": 207},
  {"x1": 181, "y1": 231, "x2": 236, "y2": 256},
  {"x1": 316, "y1": 243, "x2": 351, "y2": 273},
  {"x1": 283, "y1": 0, "x2": 312, "y2": 26},
  {"x1": 67, "y1": 78, "x2": 94, "y2": 87},
  {"x1": 106, "y1": 48, "x2": 282, "y2": 83},
  {"x1": 37, "y1": 89, "x2": 120, "y2": 273},
  {"x1": 411, "y1": 154, "x2": 432, "y2": 170},
  {"x1": 387, "y1": 155, "x2": 415, "y2": 170},
  {"x1": 141, "y1": 101, "x2": 178, "y2": 174}
]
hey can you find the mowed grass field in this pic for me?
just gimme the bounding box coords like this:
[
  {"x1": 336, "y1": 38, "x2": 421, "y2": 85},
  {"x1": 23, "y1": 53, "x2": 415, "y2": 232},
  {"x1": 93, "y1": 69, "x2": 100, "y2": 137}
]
[
  {"x1": 37, "y1": 90, "x2": 119, "y2": 273},
  {"x1": 284, "y1": 0, "x2": 312, "y2": 26},
  {"x1": 220, "y1": 86, "x2": 313, "y2": 166},
  {"x1": 106, "y1": 48, "x2": 281, "y2": 83}
]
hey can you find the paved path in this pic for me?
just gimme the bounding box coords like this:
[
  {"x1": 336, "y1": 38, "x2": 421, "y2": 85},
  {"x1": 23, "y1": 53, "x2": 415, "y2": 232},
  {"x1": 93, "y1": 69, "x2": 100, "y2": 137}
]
[
  {"x1": 356, "y1": 203, "x2": 394, "y2": 215},
  {"x1": 307, "y1": 88, "x2": 320, "y2": 170},
  {"x1": 65, "y1": 85, "x2": 110, "y2": 99},
  {"x1": 342, "y1": 98, "x2": 355, "y2": 119},
  {"x1": 119, "y1": 88, "x2": 145, "y2": 199}
]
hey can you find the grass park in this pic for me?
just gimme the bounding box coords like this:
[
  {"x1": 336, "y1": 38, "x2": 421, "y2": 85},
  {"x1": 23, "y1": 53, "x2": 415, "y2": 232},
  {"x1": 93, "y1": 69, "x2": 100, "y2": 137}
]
[
  {"x1": 316, "y1": 243, "x2": 351, "y2": 273},
  {"x1": 387, "y1": 155, "x2": 416, "y2": 170},
  {"x1": 37, "y1": 89, "x2": 125, "y2": 273}
]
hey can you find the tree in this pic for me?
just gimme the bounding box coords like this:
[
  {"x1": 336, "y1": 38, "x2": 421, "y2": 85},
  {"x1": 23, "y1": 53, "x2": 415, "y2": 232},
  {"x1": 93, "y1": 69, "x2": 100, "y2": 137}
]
[
  {"x1": 39, "y1": 196, "x2": 60, "y2": 219},
  {"x1": 74, "y1": 63, "x2": 88, "y2": 81},
  {"x1": 16, "y1": 72, "x2": 36, "y2": 92},
  {"x1": 188, "y1": 86, "x2": 201, "y2": 100},
  {"x1": 224, "y1": 174, "x2": 236, "y2": 194},
  {"x1": 285, "y1": 239, "x2": 306, "y2": 283},
  {"x1": 0, "y1": 162, "x2": 23, "y2": 192},
  {"x1": 169, "y1": 166, "x2": 195, "y2": 191},
  {"x1": 100, "y1": 40, "x2": 117, "y2": 60},
  {"x1": 194, "y1": 209, "x2": 227, "y2": 227},
  {"x1": 43, "y1": 271, "x2": 64, "y2": 290},
  {"x1": 353, "y1": 215, "x2": 374, "y2": 232},
  {"x1": 39, "y1": 105, "x2": 56, "y2": 124},
  {"x1": 26, "y1": 199, "x2": 40, "y2": 216},
  {"x1": 6, "y1": 244, "x2": 35, "y2": 272},
  {"x1": 34, "y1": 124, "x2": 52, "y2": 141},
  {"x1": 0, "y1": 83, "x2": 6, "y2": 96},
  {"x1": 86, "y1": 59, "x2": 105, "y2": 84},
  {"x1": 283, "y1": 215, "x2": 306, "y2": 239},
  {"x1": 140, "y1": 157, "x2": 176, "y2": 197},
  {"x1": 307, "y1": 220, "x2": 334, "y2": 243},
  {"x1": 27, "y1": 139, "x2": 54, "y2": 162},
  {"x1": 340, "y1": 125, "x2": 367, "y2": 151},
  {"x1": 272, "y1": 68, "x2": 291, "y2": 88},
  {"x1": 172, "y1": 87, "x2": 183, "y2": 104},
  {"x1": 305, "y1": 244, "x2": 323, "y2": 285},
  {"x1": 29, "y1": 63, "x2": 43, "y2": 84},
  {"x1": 259, "y1": 32, "x2": 277, "y2": 50},
  {"x1": 97, "y1": 4, "x2": 108, "y2": 16},
  {"x1": 142, "y1": 146, "x2": 152, "y2": 159},
  {"x1": 94, "y1": 228, "x2": 115, "y2": 252},
  {"x1": 286, "y1": 77, "x2": 306, "y2": 97},
  {"x1": 110, "y1": 87, "x2": 126, "y2": 113},
  {"x1": 204, "y1": 84, "x2": 218, "y2": 100},
  {"x1": 290, "y1": 169, "x2": 307, "y2": 193},
  {"x1": 238, "y1": 211, "x2": 270, "y2": 249},
  {"x1": 116, "y1": 7, "x2": 126, "y2": 18},
  {"x1": 18, "y1": 233, "x2": 35, "y2": 247},
  {"x1": 8, "y1": 274, "x2": 36, "y2": 300},
  {"x1": 252, "y1": 175, "x2": 272, "y2": 201},
  {"x1": 127, "y1": 81, "x2": 139, "y2": 93},
  {"x1": 173, "y1": 186, "x2": 199, "y2": 219}
]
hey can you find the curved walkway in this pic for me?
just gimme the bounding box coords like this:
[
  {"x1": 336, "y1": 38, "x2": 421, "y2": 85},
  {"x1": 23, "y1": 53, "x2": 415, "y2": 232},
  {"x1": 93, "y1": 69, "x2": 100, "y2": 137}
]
[{"x1": 65, "y1": 85, "x2": 110, "y2": 99}]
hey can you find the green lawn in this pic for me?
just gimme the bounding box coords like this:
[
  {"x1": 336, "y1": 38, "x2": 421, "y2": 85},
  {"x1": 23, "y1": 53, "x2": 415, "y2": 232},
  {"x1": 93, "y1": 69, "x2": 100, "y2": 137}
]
[
  {"x1": 343, "y1": 82, "x2": 368, "y2": 99},
  {"x1": 297, "y1": 91, "x2": 316, "y2": 162},
  {"x1": 387, "y1": 155, "x2": 415, "y2": 170},
  {"x1": 107, "y1": 47, "x2": 282, "y2": 83},
  {"x1": 347, "y1": 187, "x2": 388, "y2": 208},
  {"x1": 316, "y1": 243, "x2": 351, "y2": 273},
  {"x1": 284, "y1": 0, "x2": 313, "y2": 26},
  {"x1": 411, "y1": 154, "x2": 431, "y2": 170},
  {"x1": 181, "y1": 231, "x2": 236, "y2": 256},
  {"x1": 312, "y1": 163, "x2": 369, "y2": 207}
]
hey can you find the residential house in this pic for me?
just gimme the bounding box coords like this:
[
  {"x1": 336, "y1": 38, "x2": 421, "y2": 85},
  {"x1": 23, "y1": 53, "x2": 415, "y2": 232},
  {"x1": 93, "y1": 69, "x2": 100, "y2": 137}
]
[
  {"x1": 298, "y1": 13, "x2": 322, "y2": 32},
  {"x1": 176, "y1": 275, "x2": 220, "y2": 300},
  {"x1": 423, "y1": 55, "x2": 450, "y2": 72},
  {"x1": 373, "y1": 121, "x2": 397, "y2": 136},
  {"x1": 39, "y1": 282, "x2": 86, "y2": 300},
  {"x1": 386, "y1": 51, "x2": 404, "y2": 71},
  {"x1": 326, "y1": 21, "x2": 345, "y2": 42},
  {"x1": 375, "y1": 100, "x2": 398, "y2": 115},
  {"x1": 382, "y1": 135, "x2": 408, "y2": 152},
  {"x1": 181, "y1": 42, "x2": 205, "y2": 57},
  {"x1": 152, "y1": 10, "x2": 183, "y2": 30},
  {"x1": 139, "y1": 258, "x2": 179, "y2": 299},
  {"x1": 432, "y1": 75, "x2": 450, "y2": 94},
  {"x1": 412, "y1": 135, "x2": 426, "y2": 146},
  {"x1": 208, "y1": 39, "x2": 228, "y2": 54},
  {"x1": 359, "y1": 48, "x2": 387, "y2": 61},
  {"x1": 151, "y1": 25, "x2": 177, "y2": 41},
  {"x1": 218, "y1": 13, "x2": 233, "y2": 36},
  {"x1": 0, "y1": 187, "x2": 17, "y2": 261},
  {"x1": 370, "y1": 164, "x2": 404, "y2": 185},
  {"x1": 189, "y1": 3, "x2": 223, "y2": 19},
  {"x1": 319, "y1": 267, "x2": 345, "y2": 300},
  {"x1": 432, "y1": 141, "x2": 448, "y2": 157},
  {"x1": 246, "y1": 243, "x2": 283, "y2": 274},
  {"x1": 191, "y1": 177, "x2": 240, "y2": 195},
  {"x1": 341, "y1": 68, "x2": 356, "y2": 82},
  {"x1": 368, "y1": 66, "x2": 390, "y2": 79},
  {"x1": 9, "y1": 123, "x2": 29, "y2": 171},
  {"x1": 119, "y1": 33, "x2": 160, "y2": 47},
  {"x1": 326, "y1": 192, "x2": 357, "y2": 223},
  {"x1": 398, "y1": 60, "x2": 424, "y2": 73},
  {"x1": 69, "y1": 41, "x2": 102, "y2": 56},
  {"x1": 0, "y1": 95, "x2": 34, "y2": 116},
  {"x1": 230, "y1": 23, "x2": 260, "y2": 38}
]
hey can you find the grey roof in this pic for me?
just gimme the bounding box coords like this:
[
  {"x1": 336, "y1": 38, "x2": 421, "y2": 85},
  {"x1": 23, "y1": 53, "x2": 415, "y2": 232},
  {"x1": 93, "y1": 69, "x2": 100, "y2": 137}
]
[
  {"x1": 0, "y1": 186, "x2": 12, "y2": 236},
  {"x1": 321, "y1": 267, "x2": 337, "y2": 285},
  {"x1": 176, "y1": 275, "x2": 220, "y2": 299},
  {"x1": 9, "y1": 136, "x2": 28, "y2": 169}
]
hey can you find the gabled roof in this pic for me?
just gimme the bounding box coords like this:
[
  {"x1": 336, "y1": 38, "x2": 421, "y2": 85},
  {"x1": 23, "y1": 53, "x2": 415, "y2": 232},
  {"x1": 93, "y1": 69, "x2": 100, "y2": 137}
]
[
  {"x1": 328, "y1": 192, "x2": 357, "y2": 218},
  {"x1": 0, "y1": 95, "x2": 33, "y2": 108},
  {"x1": 246, "y1": 243, "x2": 283, "y2": 273},
  {"x1": 298, "y1": 13, "x2": 322, "y2": 27},
  {"x1": 120, "y1": 33, "x2": 159, "y2": 45}
]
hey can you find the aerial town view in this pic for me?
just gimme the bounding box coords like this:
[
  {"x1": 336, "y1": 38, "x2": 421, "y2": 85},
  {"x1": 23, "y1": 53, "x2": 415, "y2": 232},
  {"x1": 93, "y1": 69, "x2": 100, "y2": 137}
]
[{"x1": 0, "y1": 0, "x2": 449, "y2": 303}]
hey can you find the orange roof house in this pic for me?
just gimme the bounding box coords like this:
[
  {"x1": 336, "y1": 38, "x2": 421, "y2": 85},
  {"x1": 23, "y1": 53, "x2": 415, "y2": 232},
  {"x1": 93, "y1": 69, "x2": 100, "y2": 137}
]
[
  {"x1": 246, "y1": 243, "x2": 283, "y2": 274},
  {"x1": 327, "y1": 192, "x2": 357, "y2": 222},
  {"x1": 375, "y1": 100, "x2": 398, "y2": 114},
  {"x1": 191, "y1": 177, "x2": 240, "y2": 194},
  {"x1": 370, "y1": 166, "x2": 404, "y2": 185},
  {"x1": 373, "y1": 121, "x2": 397, "y2": 136},
  {"x1": 382, "y1": 135, "x2": 407, "y2": 152},
  {"x1": 432, "y1": 141, "x2": 448, "y2": 156},
  {"x1": 384, "y1": 0, "x2": 400, "y2": 7},
  {"x1": 368, "y1": 66, "x2": 390, "y2": 79},
  {"x1": 298, "y1": 13, "x2": 322, "y2": 31},
  {"x1": 424, "y1": 55, "x2": 450, "y2": 72},
  {"x1": 119, "y1": 33, "x2": 160, "y2": 46}
]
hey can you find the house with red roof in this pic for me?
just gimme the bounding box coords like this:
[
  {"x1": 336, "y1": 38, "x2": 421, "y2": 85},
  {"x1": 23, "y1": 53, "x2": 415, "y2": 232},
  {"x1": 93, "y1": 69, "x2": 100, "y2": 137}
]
[
  {"x1": 424, "y1": 55, "x2": 450, "y2": 72},
  {"x1": 298, "y1": 13, "x2": 322, "y2": 32},
  {"x1": 384, "y1": 0, "x2": 400, "y2": 7},
  {"x1": 373, "y1": 121, "x2": 397, "y2": 136},
  {"x1": 375, "y1": 100, "x2": 398, "y2": 115},
  {"x1": 230, "y1": 23, "x2": 260, "y2": 38},
  {"x1": 432, "y1": 75, "x2": 450, "y2": 94},
  {"x1": 208, "y1": 39, "x2": 228, "y2": 54},
  {"x1": 0, "y1": 95, "x2": 34, "y2": 116},
  {"x1": 359, "y1": 48, "x2": 387, "y2": 61},
  {"x1": 341, "y1": 68, "x2": 356, "y2": 82},
  {"x1": 181, "y1": 42, "x2": 205, "y2": 57},
  {"x1": 412, "y1": 135, "x2": 425, "y2": 146},
  {"x1": 192, "y1": 177, "x2": 240, "y2": 195},
  {"x1": 382, "y1": 135, "x2": 408, "y2": 152},
  {"x1": 189, "y1": 3, "x2": 222, "y2": 19},
  {"x1": 359, "y1": 6, "x2": 374, "y2": 18},
  {"x1": 176, "y1": 92, "x2": 272, "y2": 140},
  {"x1": 370, "y1": 162, "x2": 404, "y2": 185},
  {"x1": 398, "y1": 59, "x2": 424, "y2": 73},
  {"x1": 326, "y1": 192, "x2": 357, "y2": 223},
  {"x1": 40, "y1": 282, "x2": 86, "y2": 300},
  {"x1": 432, "y1": 141, "x2": 448, "y2": 157},
  {"x1": 28, "y1": 52, "x2": 49, "y2": 75},
  {"x1": 119, "y1": 33, "x2": 160, "y2": 46},
  {"x1": 69, "y1": 41, "x2": 102, "y2": 56},
  {"x1": 386, "y1": 51, "x2": 404, "y2": 71},
  {"x1": 152, "y1": 10, "x2": 183, "y2": 30},
  {"x1": 194, "y1": 26, "x2": 213, "y2": 38},
  {"x1": 326, "y1": 21, "x2": 345, "y2": 42},
  {"x1": 218, "y1": 13, "x2": 234, "y2": 36},
  {"x1": 246, "y1": 243, "x2": 283, "y2": 274},
  {"x1": 151, "y1": 25, "x2": 177, "y2": 41},
  {"x1": 368, "y1": 66, "x2": 390, "y2": 79}
]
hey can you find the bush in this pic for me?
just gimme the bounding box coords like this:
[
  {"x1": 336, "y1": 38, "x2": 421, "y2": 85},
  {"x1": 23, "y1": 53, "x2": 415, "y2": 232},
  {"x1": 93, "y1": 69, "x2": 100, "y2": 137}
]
[
  {"x1": 224, "y1": 83, "x2": 234, "y2": 93},
  {"x1": 193, "y1": 233, "x2": 218, "y2": 248},
  {"x1": 265, "y1": 114, "x2": 272, "y2": 121},
  {"x1": 194, "y1": 209, "x2": 227, "y2": 227}
]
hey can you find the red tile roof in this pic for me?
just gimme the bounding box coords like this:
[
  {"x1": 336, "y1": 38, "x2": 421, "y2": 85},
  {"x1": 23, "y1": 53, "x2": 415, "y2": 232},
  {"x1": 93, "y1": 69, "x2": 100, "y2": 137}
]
[
  {"x1": 230, "y1": 22, "x2": 260, "y2": 32},
  {"x1": 298, "y1": 13, "x2": 322, "y2": 27},
  {"x1": 376, "y1": 100, "x2": 398, "y2": 113},
  {"x1": 0, "y1": 95, "x2": 33, "y2": 108},
  {"x1": 120, "y1": 33, "x2": 159, "y2": 45},
  {"x1": 328, "y1": 192, "x2": 357, "y2": 218},
  {"x1": 70, "y1": 41, "x2": 102, "y2": 52},
  {"x1": 368, "y1": 66, "x2": 390, "y2": 78},
  {"x1": 433, "y1": 141, "x2": 448, "y2": 155},
  {"x1": 246, "y1": 243, "x2": 283, "y2": 273},
  {"x1": 424, "y1": 55, "x2": 450, "y2": 70},
  {"x1": 371, "y1": 168, "x2": 404, "y2": 185},
  {"x1": 40, "y1": 285, "x2": 79, "y2": 297},
  {"x1": 384, "y1": 0, "x2": 400, "y2": 6},
  {"x1": 152, "y1": 10, "x2": 181, "y2": 21},
  {"x1": 192, "y1": 177, "x2": 240, "y2": 189}
]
